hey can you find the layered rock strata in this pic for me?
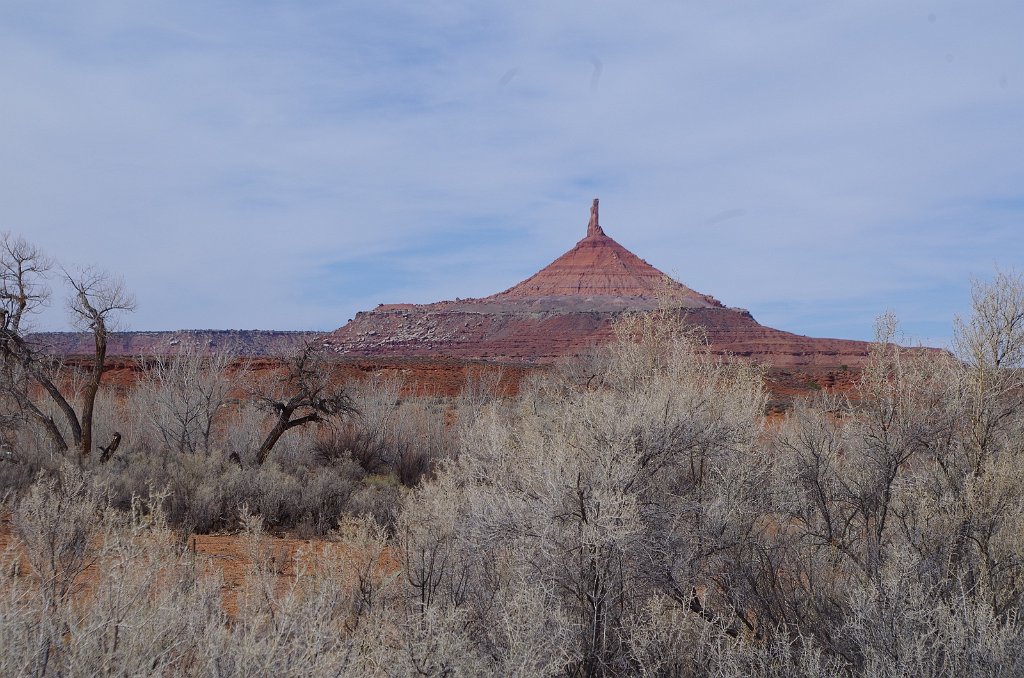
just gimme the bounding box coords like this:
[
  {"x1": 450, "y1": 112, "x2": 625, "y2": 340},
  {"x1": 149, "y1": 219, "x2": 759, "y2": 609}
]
[{"x1": 327, "y1": 199, "x2": 874, "y2": 369}]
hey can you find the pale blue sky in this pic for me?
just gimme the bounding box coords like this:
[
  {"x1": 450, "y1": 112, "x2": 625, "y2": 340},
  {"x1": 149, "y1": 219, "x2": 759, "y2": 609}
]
[{"x1": 2, "y1": 1, "x2": 1022, "y2": 346}]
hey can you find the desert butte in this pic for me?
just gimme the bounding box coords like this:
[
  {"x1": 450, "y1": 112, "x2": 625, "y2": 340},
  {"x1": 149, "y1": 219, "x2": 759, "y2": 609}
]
[{"x1": 33, "y1": 199, "x2": 884, "y2": 404}]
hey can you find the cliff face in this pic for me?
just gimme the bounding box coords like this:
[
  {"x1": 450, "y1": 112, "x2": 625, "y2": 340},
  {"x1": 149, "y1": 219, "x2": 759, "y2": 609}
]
[{"x1": 326, "y1": 199, "x2": 874, "y2": 369}]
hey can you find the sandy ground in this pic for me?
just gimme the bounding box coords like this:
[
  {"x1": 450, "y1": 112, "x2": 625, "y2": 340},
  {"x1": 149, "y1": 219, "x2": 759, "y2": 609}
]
[
  {"x1": 189, "y1": 532, "x2": 329, "y2": 617},
  {"x1": 0, "y1": 511, "x2": 336, "y2": 618}
]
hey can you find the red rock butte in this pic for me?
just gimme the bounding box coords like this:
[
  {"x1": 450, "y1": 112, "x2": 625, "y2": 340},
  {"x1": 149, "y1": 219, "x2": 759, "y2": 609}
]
[{"x1": 326, "y1": 199, "x2": 874, "y2": 371}]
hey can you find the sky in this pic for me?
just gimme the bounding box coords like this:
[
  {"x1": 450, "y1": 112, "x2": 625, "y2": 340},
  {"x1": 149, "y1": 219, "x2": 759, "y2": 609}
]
[{"x1": 1, "y1": 1, "x2": 1022, "y2": 346}]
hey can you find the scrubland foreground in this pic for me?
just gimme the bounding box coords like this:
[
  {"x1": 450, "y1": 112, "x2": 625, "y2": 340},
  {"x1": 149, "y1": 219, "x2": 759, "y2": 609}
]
[{"x1": 1, "y1": 269, "x2": 1023, "y2": 676}]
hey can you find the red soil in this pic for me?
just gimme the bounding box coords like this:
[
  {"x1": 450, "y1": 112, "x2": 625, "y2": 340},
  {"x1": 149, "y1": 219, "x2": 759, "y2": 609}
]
[{"x1": 0, "y1": 512, "x2": 394, "y2": 620}]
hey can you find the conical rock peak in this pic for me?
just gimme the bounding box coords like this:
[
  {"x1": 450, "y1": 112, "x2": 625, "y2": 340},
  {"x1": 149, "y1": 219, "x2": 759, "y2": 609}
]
[{"x1": 488, "y1": 198, "x2": 721, "y2": 306}]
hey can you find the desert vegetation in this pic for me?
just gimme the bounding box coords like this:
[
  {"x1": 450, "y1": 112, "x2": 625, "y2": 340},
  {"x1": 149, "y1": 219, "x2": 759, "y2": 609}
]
[{"x1": 2, "y1": 233, "x2": 1024, "y2": 676}]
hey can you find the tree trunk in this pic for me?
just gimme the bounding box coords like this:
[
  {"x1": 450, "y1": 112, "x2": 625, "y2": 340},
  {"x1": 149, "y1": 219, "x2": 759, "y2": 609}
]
[
  {"x1": 78, "y1": 321, "x2": 106, "y2": 457},
  {"x1": 28, "y1": 365, "x2": 81, "y2": 448},
  {"x1": 255, "y1": 410, "x2": 322, "y2": 465},
  {"x1": 24, "y1": 400, "x2": 69, "y2": 452},
  {"x1": 255, "y1": 412, "x2": 290, "y2": 466}
]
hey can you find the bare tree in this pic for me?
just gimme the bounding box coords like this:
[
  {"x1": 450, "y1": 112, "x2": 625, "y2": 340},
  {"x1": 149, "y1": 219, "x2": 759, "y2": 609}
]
[
  {"x1": 137, "y1": 342, "x2": 235, "y2": 455},
  {"x1": 0, "y1": 233, "x2": 134, "y2": 457},
  {"x1": 252, "y1": 341, "x2": 354, "y2": 465},
  {"x1": 0, "y1": 233, "x2": 52, "y2": 334},
  {"x1": 953, "y1": 269, "x2": 1024, "y2": 473},
  {"x1": 0, "y1": 233, "x2": 72, "y2": 451},
  {"x1": 65, "y1": 267, "x2": 135, "y2": 457},
  {"x1": 955, "y1": 269, "x2": 1024, "y2": 371},
  {"x1": 323, "y1": 374, "x2": 403, "y2": 473}
]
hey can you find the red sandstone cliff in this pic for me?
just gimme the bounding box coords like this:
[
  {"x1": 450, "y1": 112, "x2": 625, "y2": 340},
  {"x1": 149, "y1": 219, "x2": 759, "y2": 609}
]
[{"x1": 326, "y1": 199, "x2": 875, "y2": 370}]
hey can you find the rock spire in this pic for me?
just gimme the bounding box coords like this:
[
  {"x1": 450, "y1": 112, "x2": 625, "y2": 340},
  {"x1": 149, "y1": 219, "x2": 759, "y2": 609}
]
[{"x1": 587, "y1": 198, "x2": 606, "y2": 238}]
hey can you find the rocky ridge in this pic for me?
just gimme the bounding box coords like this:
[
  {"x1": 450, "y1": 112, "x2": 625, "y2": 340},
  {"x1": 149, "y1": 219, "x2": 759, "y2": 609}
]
[{"x1": 27, "y1": 329, "x2": 319, "y2": 357}]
